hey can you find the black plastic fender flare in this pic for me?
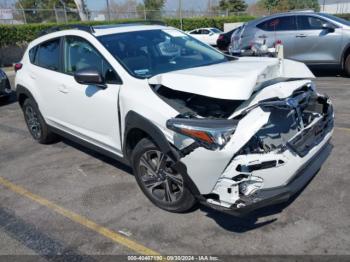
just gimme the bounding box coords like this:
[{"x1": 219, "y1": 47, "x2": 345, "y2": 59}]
[{"x1": 123, "y1": 111, "x2": 201, "y2": 197}]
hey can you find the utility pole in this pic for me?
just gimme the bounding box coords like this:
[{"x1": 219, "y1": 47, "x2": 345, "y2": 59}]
[
  {"x1": 106, "y1": 0, "x2": 111, "y2": 21},
  {"x1": 179, "y1": 0, "x2": 183, "y2": 30}
]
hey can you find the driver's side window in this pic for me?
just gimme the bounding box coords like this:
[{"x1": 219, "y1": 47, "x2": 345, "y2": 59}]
[{"x1": 63, "y1": 36, "x2": 120, "y2": 84}]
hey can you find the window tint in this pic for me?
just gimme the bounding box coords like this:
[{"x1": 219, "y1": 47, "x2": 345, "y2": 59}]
[
  {"x1": 190, "y1": 30, "x2": 200, "y2": 35},
  {"x1": 201, "y1": 29, "x2": 210, "y2": 34},
  {"x1": 29, "y1": 46, "x2": 37, "y2": 64},
  {"x1": 257, "y1": 16, "x2": 296, "y2": 31},
  {"x1": 63, "y1": 36, "x2": 120, "y2": 84},
  {"x1": 298, "y1": 16, "x2": 327, "y2": 30},
  {"x1": 36, "y1": 38, "x2": 60, "y2": 71}
]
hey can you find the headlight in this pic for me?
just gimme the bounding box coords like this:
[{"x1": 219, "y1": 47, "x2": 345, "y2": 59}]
[{"x1": 166, "y1": 117, "x2": 237, "y2": 151}]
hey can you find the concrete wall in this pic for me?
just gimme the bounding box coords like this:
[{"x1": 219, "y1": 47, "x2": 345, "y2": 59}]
[
  {"x1": 0, "y1": 45, "x2": 27, "y2": 67},
  {"x1": 223, "y1": 22, "x2": 244, "y2": 32},
  {"x1": 322, "y1": 3, "x2": 350, "y2": 14}
]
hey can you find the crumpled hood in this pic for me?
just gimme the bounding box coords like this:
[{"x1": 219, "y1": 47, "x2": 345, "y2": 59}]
[{"x1": 148, "y1": 57, "x2": 315, "y2": 100}]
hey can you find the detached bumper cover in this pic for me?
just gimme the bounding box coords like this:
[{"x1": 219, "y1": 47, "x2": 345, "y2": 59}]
[{"x1": 206, "y1": 140, "x2": 332, "y2": 216}]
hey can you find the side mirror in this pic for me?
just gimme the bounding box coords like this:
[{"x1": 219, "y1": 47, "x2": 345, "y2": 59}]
[
  {"x1": 322, "y1": 23, "x2": 335, "y2": 32},
  {"x1": 209, "y1": 32, "x2": 214, "y2": 36},
  {"x1": 74, "y1": 68, "x2": 107, "y2": 89}
]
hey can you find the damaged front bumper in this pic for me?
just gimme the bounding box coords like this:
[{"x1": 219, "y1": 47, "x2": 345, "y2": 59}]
[
  {"x1": 204, "y1": 137, "x2": 332, "y2": 216},
  {"x1": 167, "y1": 82, "x2": 334, "y2": 216},
  {"x1": 204, "y1": 92, "x2": 334, "y2": 215}
]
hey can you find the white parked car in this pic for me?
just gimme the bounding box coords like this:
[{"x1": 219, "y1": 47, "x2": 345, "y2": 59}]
[
  {"x1": 15, "y1": 24, "x2": 334, "y2": 215},
  {"x1": 187, "y1": 27, "x2": 222, "y2": 46}
]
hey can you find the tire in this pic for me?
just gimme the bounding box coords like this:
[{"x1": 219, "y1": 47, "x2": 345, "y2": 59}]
[
  {"x1": 22, "y1": 98, "x2": 58, "y2": 144},
  {"x1": 131, "y1": 138, "x2": 196, "y2": 213},
  {"x1": 344, "y1": 54, "x2": 350, "y2": 76}
]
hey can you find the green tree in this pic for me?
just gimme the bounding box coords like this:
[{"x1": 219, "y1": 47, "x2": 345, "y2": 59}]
[
  {"x1": 259, "y1": 0, "x2": 320, "y2": 13},
  {"x1": 219, "y1": 0, "x2": 248, "y2": 13},
  {"x1": 16, "y1": 0, "x2": 88, "y2": 23},
  {"x1": 137, "y1": 0, "x2": 165, "y2": 20}
]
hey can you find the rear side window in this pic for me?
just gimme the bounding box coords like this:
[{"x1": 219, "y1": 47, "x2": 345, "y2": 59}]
[
  {"x1": 29, "y1": 46, "x2": 37, "y2": 63},
  {"x1": 257, "y1": 16, "x2": 297, "y2": 31},
  {"x1": 297, "y1": 16, "x2": 327, "y2": 30},
  {"x1": 35, "y1": 38, "x2": 60, "y2": 71}
]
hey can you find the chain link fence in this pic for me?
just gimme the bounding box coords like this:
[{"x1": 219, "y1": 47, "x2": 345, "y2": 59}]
[{"x1": 0, "y1": 8, "x2": 247, "y2": 25}]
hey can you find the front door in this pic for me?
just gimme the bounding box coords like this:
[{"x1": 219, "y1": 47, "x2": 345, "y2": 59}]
[
  {"x1": 57, "y1": 35, "x2": 123, "y2": 155},
  {"x1": 293, "y1": 15, "x2": 342, "y2": 64}
]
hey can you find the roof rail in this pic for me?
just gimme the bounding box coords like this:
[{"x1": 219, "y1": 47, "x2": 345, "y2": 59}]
[
  {"x1": 93, "y1": 20, "x2": 166, "y2": 30},
  {"x1": 288, "y1": 9, "x2": 315, "y2": 13},
  {"x1": 37, "y1": 20, "x2": 166, "y2": 37},
  {"x1": 38, "y1": 24, "x2": 95, "y2": 37}
]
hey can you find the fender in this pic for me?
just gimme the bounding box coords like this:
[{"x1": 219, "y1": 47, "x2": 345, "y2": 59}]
[{"x1": 123, "y1": 111, "x2": 201, "y2": 197}]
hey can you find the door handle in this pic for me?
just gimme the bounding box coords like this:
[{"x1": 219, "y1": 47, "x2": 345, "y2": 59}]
[
  {"x1": 296, "y1": 34, "x2": 307, "y2": 38},
  {"x1": 58, "y1": 85, "x2": 69, "y2": 94}
]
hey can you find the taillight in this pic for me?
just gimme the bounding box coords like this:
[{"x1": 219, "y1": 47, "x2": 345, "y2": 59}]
[
  {"x1": 14, "y1": 63, "x2": 22, "y2": 72},
  {"x1": 218, "y1": 35, "x2": 224, "y2": 40},
  {"x1": 275, "y1": 40, "x2": 283, "y2": 46}
]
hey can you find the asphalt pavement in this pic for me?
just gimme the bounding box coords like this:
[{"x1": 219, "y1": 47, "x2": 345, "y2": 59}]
[{"x1": 0, "y1": 70, "x2": 349, "y2": 260}]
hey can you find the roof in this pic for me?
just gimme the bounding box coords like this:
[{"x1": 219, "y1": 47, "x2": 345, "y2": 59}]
[
  {"x1": 93, "y1": 24, "x2": 168, "y2": 37},
  {"x1": 38, "y1": 21, "x2": 168, "y2": 38}
]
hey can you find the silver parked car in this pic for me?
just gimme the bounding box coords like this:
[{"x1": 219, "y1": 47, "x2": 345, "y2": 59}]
[{"x1": 230, "y1": 11, "x2": 350, "y2": 75}]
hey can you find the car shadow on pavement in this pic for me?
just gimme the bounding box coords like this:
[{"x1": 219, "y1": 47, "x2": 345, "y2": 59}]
[
  {"x1": 61, "y1": 138, "x2": 133, "y2": 175},
  {"x1": 310, "y1": 68, "x2": 345, "y2": 78},
  {"x1": 0, "y1": 92, "x2": 17, "y2": 107},
  {"x1": 200, "y1": 186, "x2": 306, "y2": 233}
]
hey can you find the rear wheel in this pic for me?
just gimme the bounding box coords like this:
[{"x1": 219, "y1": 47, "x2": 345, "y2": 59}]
[
  {"x1": 344, "y1": 54, "x2": 350, "y2": 76},
  {"x1": 132, "y1": 138, "x2": 196, "y2": 213},
  {"x1": 22, "y1": 98, "x2": 58, "y2": 144}
]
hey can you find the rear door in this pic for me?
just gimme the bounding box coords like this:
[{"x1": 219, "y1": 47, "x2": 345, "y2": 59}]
[
  {"x1": 293, "y1": 15, "x2": 342, "y2": 64},
  {"x1": 255, "y1": 16, "x2": 297, "y2": 58},
  {"x1": 30, "y1": 37, "x2": 67, "y2": 123}
]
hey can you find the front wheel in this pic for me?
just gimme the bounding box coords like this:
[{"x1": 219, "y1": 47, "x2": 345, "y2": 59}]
[{"x1": 132, "y1": 138, "x2": 196, "y2": 213}]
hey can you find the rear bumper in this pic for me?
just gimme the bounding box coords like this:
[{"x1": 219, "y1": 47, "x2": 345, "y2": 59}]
[{"x1": 205, "y1": 139, "x2": 333, "y2": 216}]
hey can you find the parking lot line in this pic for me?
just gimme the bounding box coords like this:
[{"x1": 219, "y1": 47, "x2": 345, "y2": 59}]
[
  {"x1": 0, "y1": 176, "x2": 160, "y2": 256},
  {"x1": 336, "y1": 127, "x2": 350, "y2": 133}
]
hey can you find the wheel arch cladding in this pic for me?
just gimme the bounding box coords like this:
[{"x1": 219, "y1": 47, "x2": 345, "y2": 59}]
[
  {"x1": 123, "y1": 111, "x2": 179, "y2": 162},
  {"x1": 16, "y1": 85, "x2": 35, "y2": 107},
  {"x1": 123, "y1": 111, "x2": 201, "y2": 197}
]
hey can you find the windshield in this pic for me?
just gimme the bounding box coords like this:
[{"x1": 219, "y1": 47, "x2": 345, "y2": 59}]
[
  {"x1": 211, "y1": 28, "x2": 222, "y2": 33},
  {"x1": 98, "y1": 29, "x2": 228, "y2": 78},
  {"x1": 319, "y1": 13, "x2": 350, "y2": 26}
]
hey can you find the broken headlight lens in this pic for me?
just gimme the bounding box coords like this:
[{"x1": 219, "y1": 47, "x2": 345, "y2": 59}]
[{"x1": 166, "y1": 118, "x2": 238, "y2": 150}]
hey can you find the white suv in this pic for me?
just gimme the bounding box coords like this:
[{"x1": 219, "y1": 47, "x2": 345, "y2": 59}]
[{"x1": 15, "y1": 24, "x2": 334, "y2": 215}]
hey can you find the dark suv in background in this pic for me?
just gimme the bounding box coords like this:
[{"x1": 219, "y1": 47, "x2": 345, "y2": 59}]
[
  {"x1": 230, "y1": 11, "x2": 350, "y2": 75},
  {"x1": 0, "y1": 69, "x2": 11, "y2": 100}
]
